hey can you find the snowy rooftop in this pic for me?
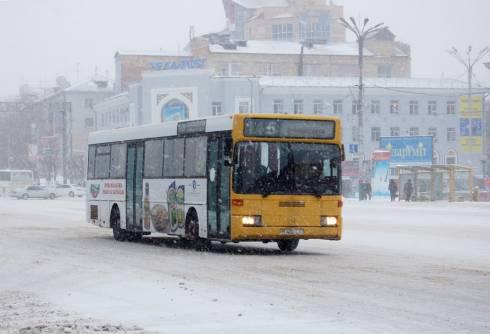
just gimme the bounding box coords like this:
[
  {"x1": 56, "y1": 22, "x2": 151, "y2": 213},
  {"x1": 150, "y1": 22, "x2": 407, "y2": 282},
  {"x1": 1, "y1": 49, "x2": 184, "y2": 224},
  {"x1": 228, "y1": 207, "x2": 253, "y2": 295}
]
[
  {"x1": 259, "y1": 77, "x2": 489, "y2": 90},
  {"x1": 232, "y1": 0, "x2": 289, "y2": 9},
  {"x1": 64, "y1": 80, "x2": 113, "y2": 93},
  {"x1": 116, "y1": 50, "x2": 191, "y2": 57},
  {"x1": 209, "y1": 40, "x2": 372, "y2": 56}
]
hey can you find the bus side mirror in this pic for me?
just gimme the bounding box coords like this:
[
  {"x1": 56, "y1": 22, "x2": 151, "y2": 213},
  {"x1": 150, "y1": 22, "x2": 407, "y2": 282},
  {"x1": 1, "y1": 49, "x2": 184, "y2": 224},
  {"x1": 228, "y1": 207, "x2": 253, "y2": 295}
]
[{"x1": 341, "y1": 144, "x2": 346, "y2": 162}]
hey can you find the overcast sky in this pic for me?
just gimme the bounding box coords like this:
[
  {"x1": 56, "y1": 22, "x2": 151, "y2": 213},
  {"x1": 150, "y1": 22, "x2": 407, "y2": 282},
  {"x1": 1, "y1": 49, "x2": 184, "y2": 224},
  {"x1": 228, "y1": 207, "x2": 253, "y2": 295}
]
[{"x1": 0, "y1": 0, "x2": 489, "y2": 98}]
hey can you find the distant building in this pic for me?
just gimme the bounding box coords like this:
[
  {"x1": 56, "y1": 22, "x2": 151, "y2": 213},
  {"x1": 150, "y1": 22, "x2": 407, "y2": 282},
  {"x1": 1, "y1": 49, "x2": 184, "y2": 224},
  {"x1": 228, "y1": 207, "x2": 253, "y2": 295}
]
[
  {"x1": 114, "y1": 0, "x2": 411, "y2": 92},
  {"x1": 33, "y1": 80, "x2": 113, "y2": 182}
]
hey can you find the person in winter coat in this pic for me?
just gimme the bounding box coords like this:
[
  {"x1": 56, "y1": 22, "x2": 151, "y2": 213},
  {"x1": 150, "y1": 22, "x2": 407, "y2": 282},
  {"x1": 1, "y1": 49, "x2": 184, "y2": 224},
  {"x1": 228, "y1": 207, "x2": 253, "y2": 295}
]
[
  {"x1": 388, "y1": 179, "x2": 398, "y2": 202},
  {"x1": 403, "y1": 179, "x2": 413, "y2": 202}
]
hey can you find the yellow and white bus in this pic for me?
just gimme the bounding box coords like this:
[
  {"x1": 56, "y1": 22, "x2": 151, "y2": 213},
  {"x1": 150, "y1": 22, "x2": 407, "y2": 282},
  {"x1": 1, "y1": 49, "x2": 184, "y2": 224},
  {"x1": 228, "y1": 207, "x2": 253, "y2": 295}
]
[{"x1": 86, "y1": 114, "x2": 344, "y2": 252}]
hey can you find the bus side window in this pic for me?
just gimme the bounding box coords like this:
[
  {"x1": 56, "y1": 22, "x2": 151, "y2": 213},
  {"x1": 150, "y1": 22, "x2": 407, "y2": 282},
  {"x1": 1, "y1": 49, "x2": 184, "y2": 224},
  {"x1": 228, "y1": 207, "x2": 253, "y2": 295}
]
[
  {"x1": 94, "y1": 145, "x2": 111, "y2": 179},
  {"x1": 87, "y1": 146, "x2": 96, "y2": 180},
  {"x1": 110, "y1": 143, "x2": 127, "y2": 178},
  {"x1": 163, "y1": 138, "x2": 185, "y2": 177}
]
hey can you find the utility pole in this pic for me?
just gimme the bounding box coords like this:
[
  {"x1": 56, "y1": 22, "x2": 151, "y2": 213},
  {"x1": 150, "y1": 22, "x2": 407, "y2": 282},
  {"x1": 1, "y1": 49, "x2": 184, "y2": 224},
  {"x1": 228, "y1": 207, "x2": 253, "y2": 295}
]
[
  {"x1": 339, "y1": 17, "x2": 384, "y2": 178},
  {"x1": 449, "y1": 46, "x2": 490, "y2": 177}
]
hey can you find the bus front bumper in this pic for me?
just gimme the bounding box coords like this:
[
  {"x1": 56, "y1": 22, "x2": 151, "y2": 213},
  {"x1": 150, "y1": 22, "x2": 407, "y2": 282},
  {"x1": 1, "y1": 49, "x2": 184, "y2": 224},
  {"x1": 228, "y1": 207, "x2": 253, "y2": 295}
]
[{"x1": 230, "y1": 217, "x2": 342, "y2": 242}]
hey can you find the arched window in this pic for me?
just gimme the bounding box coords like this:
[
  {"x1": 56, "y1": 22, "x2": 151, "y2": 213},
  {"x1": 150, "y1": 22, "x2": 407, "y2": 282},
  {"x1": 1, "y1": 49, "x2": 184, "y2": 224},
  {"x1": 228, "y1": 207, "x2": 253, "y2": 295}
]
[
  {"x1": 446, "y1": 150, "x2": 457, "y2": 165},
  {"x1": 161, "y1": 99, "x2": 189, "y2": 122}
]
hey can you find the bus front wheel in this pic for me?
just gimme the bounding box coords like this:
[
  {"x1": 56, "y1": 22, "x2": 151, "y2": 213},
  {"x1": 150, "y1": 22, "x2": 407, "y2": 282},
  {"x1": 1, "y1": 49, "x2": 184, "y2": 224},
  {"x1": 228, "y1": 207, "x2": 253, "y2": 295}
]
[
  {"x1": 277, "y1": 239, "x2": 299, "y2": 252},
  {"x1": 111, "y1": 208, "x2": 127, "y2": 242}
]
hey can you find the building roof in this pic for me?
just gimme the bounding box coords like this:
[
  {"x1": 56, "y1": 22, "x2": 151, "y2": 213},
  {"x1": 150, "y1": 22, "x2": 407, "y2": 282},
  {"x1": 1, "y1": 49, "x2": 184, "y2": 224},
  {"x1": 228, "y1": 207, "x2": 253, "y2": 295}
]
[
  {"x1": 232, "y1": 0, "x2": 289, "y2": 9},
  {"x1": 64, "y1": 80, "x2": 113, "y2": 93},
  {"x1": 259, "y1": 76, "x2": 489, "y2": 90},
  {"x1": 209, "y1": 40, "x2": 373, "y2": 56},
  {"x1": 116, "y1": 50, "x2": 191, "y2": 57}
]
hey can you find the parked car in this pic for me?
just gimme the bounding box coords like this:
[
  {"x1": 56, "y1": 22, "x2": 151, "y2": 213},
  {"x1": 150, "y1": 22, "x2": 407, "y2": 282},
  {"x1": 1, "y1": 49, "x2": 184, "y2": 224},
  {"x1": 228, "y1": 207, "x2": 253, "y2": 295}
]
[
  {"x1": 55, "y1": 184, "x2": 85, "y2": 198},
  {"x1": 11, "y1": 185, "x2": 58, "y2": 200}
]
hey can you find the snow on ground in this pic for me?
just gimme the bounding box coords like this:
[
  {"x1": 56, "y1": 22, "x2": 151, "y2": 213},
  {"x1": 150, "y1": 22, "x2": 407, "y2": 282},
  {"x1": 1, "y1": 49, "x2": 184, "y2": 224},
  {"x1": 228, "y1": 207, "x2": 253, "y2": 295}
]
[{"x1": 0, "y1": 197, "x2": 489, "y2": 333}]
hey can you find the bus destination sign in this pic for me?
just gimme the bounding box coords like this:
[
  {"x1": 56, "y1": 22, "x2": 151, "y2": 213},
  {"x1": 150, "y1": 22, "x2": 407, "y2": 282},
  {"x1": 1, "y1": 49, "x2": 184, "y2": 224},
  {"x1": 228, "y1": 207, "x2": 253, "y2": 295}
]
[{"x1": 244, "y1": 119, "x2": 335, "y2": 140}]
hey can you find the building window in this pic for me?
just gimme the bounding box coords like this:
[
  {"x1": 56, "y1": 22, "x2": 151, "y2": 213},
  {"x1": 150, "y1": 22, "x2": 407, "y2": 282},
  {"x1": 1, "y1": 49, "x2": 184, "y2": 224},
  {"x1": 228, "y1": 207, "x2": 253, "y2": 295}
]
[
  {"x1": 446, "y1": 150, "x2": 457, "y2": 165},
  {"x1": 371, "y1": 127, "x2": 381, "y2": 142},
  {"x1": 222, "y1": 63, "x2": 241, "y2": 76},
  {"x1": 238, "y1": 101, "x2": 250, "y2": 114},
  {"x1": 85, "y1": 117, "x2": 94, "y2": 128},
  {"x1": 390, "y1": 127, "x2": 400, "y2": 137},
  {"x1": 272, "y1": 23, "x2": 293, "y2": 41},
  {"x1": 333, "y1": 100, "x2": 343, "y2": 114},
  {"x1": 377, "y1": 64, "x2": 392, "y2": 78},
  {"x1": 352, "y1": 126, "x2": 359, "y2": 142},
  {"x1": 300, "y1": 20, "x2": 330, "y2": 43},
  {"x1": 263, "y1": 64, "x2": 278, "y2": 76},
  {"x1": 84, "y1": 98, "x2": 93, "y2": 108},
  {"x1": 409, "y1": 127, "x2": 419, "y2": 136},
  {"x1": 409, "y1": 101, "x2": 419, "y2": 115},
  {"x1": 447, "y1": 101, "x2": 456, "y2": 115},
  {"x1": 447, "y1": 128, "x2": 456, "y2": 142},
  {"x1": 371, "y1": 100, "x2": 380, "y2": 114},
  {"x1": 390, "y1": 100, "x2": 400, "y2": 114},
  {"x1": 273, "y1": 100, "x2": 284, "y2": 114},
  {"x1": 352, "y1": 100, "x2": 360, "y2": 114},
  {"x1": 212, "y1": 102, "x2": 222, "y2": 116},
  {"x1": 433, "y1": 151, "x2": 440, "y2": 164},
  {"x1": 313, "y1": 100, "x2": 323, "y2": 114},
  {"x1": 428, "y1": 127, "x2": 437, "y2": 142},
  {"x1": 428, "y1": 101, "x2": 437, "y2": 115},
  {"x1": 294, "y1": 100, "x2": 304, "y2": 114}
]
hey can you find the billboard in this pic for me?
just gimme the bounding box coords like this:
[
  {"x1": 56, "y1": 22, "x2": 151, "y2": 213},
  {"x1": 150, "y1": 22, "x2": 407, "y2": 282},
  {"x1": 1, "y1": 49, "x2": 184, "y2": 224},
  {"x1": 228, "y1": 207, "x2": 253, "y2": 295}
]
[
  {"x1": 380, "y1": 136, "x2": 433, "y2": 166},
  {"x1": 459, "y1": 95, "x2": 483, "y2": 153}
]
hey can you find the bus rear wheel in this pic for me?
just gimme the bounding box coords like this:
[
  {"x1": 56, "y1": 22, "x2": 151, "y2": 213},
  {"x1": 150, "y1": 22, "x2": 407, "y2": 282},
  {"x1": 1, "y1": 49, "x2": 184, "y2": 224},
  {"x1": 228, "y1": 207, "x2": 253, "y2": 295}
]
[
  {"x1": 111, "y1": 208, "x2": 127, "y2": 242},
  {"x1": 277, "y1": 239, "x2": 299, "y2": 252},
  {"x1": 186, "y1": 213, "x2": 209, "y2": 251}
]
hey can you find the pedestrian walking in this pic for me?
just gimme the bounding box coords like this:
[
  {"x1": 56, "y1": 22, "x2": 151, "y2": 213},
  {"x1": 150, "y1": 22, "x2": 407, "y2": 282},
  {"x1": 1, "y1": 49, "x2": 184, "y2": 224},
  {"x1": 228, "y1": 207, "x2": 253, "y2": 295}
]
[
  {"x1": 388, "y1": 179, "x2": 398, "y2": 202},
  {"x1": 403, "y1": 179, "x2": 413, "y2": 202}
]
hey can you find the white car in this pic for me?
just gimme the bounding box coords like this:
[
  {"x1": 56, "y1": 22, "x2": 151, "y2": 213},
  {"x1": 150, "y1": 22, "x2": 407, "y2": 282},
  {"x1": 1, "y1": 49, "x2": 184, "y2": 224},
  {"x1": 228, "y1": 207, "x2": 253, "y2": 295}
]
[
  {"x1": 55, "y1": 184, "x2": 85, "y2": 198},
  {"x1": 12, "y1": 185, "x2": 58, "y2": 200}
]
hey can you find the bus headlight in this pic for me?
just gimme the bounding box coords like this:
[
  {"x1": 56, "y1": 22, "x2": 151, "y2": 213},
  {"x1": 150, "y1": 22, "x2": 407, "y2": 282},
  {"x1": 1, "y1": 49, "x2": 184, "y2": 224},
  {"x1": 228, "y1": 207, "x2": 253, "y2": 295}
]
[
  {"x1": 321, "y1": 216, "x2": 337, "y2": 227},
  {"x1": 242, "y1": 216, "x2": 262, "y2": 227}
]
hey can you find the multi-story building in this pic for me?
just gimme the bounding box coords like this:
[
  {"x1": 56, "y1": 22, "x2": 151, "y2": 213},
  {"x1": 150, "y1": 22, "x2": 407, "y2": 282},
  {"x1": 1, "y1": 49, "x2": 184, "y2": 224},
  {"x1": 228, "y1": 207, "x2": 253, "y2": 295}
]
[
  {"x1": 114, "y1": 0, "x2": 411, "y2": 92},
  {"x1": 117, "y1": 69, "x2": 487, "y2": 177},
  {"x1": 34, "y1": 80, "x2": 112, "y2": 182}
]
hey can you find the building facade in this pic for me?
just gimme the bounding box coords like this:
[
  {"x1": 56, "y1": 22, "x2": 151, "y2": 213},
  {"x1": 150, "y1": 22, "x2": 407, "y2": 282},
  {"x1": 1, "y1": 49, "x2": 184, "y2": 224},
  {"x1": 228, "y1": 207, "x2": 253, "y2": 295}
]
[
  {"x1": 115, "y1": 70, "x2": 487, "y2": 178},
  {"x1": 114, "y1": 0, "x2": 411, "y2": 93},
  {"x1": 33, "y1": 80, "x2": 113, "y2": 182}
]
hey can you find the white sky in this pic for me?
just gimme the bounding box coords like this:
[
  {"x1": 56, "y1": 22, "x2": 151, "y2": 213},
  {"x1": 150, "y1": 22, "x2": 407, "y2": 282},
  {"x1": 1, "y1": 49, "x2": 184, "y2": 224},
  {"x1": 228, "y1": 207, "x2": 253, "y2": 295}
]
[{"x1": 0, "y1": 0, "x2": 489, "y2": 98}]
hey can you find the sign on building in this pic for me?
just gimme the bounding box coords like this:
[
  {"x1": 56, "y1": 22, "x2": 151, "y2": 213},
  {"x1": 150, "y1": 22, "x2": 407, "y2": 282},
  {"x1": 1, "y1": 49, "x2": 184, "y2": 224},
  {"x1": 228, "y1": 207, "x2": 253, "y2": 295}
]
[
  {"x1": 459, "y1": 95, "x2": 483, "y2": 154},
  {"x1": 380, "y1": 136, "x2": 433, "y2": 166}
]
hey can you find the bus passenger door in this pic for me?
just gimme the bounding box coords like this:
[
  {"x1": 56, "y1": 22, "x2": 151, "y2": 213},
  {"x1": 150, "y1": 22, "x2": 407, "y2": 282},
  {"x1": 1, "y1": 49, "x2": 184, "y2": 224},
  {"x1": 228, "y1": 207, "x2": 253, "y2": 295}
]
[
  {"x1": 207, "y1": 136, "x2": 231, "y2": 239},
  {"x1": 126, "y1": 142, "x2": 144, "y2": 231}
]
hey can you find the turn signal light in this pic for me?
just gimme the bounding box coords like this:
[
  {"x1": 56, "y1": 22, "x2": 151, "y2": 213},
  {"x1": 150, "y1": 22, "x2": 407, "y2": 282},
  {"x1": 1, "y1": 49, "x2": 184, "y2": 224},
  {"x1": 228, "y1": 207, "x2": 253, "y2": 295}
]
[{"x1": 232, "y1": 199, "x2": 244, "y2": 207}]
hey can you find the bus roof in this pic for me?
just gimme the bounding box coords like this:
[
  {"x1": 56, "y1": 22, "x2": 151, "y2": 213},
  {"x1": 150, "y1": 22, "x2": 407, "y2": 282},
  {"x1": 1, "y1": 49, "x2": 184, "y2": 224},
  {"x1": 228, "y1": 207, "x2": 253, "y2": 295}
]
[
  {"x1": 88, "y1": 115, "x2": 234, "y2": 144},
  {"x1": 88, "y1": 114, "x2": 342, "y2": 145}
]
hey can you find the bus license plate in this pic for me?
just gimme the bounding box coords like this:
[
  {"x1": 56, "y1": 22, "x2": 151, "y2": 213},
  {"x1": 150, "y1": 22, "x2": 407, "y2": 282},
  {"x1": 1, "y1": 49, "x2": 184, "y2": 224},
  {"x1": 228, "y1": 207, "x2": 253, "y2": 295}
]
[{"x1": 280, "y1": 228, "x2": 304, "y2": 236}]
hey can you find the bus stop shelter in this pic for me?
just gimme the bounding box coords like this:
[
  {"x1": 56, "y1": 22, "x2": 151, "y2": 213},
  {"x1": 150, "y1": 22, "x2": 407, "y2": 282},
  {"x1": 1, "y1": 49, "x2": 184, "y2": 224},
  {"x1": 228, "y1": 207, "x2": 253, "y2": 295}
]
[{"x1": 396, "y1": 165, "x2": 474, "y2": 202}]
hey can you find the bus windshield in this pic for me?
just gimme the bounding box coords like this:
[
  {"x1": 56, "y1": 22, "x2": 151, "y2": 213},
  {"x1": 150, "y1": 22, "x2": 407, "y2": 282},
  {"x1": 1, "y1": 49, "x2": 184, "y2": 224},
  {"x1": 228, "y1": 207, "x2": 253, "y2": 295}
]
[{"x1": 233, "y1": 142, "x2": 341, "y2": 197}]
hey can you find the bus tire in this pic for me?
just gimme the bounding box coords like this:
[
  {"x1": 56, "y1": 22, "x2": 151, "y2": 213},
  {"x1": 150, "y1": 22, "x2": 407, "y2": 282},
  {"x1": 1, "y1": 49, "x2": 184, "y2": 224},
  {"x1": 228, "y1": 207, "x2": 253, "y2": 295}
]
[
  {"x1": 185, "y1": 211, "x2": 209, "y2": 251},
  {"x1": 127, "y1": 232, "x2": 142, "y2": 242},
  {"x1": 277, "y1": 239, "x2": 299, "y2": 252},
  {"x1": 111, "y1": 206, "x2": 127, "y2": 242}
]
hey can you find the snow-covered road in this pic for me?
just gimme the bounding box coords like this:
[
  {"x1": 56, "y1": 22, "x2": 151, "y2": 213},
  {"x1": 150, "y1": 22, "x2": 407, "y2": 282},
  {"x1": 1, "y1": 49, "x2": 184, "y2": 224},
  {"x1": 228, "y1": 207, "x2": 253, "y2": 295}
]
[{"x1": 0, "y1": 198, "x2": 489, "y2": 333}]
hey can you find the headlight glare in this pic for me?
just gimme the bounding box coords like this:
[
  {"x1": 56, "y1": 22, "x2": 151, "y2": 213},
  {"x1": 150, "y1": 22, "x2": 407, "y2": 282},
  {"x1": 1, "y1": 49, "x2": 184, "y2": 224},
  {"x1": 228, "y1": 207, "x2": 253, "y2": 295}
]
[
  {"x1": 242, "y1": 216, "x2": 262, "y2": 227},
  {"x1": 321, "y1": 216, "x2": 338, "y2": 227}
]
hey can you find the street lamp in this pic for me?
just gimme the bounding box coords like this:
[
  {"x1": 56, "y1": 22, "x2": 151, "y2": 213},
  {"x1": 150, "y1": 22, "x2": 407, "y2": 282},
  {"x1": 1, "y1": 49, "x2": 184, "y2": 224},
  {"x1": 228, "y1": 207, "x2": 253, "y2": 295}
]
[{"x1": 338, "y1": 17, "x2": 384, "y2": 176}]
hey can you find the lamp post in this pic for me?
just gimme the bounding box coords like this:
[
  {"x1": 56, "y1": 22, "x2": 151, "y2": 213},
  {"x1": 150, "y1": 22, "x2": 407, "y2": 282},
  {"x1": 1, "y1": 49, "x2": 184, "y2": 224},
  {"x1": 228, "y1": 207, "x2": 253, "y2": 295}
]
[{"x1": 338, "y1": 17, "x2": 384, "y2": 178}]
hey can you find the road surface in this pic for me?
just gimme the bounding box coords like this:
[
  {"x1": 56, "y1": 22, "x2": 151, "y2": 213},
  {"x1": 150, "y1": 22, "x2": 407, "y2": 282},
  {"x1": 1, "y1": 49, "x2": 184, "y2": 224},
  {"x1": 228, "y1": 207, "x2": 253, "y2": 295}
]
[{"x1": 0, "y1": 197, "x2": 489, "y2": 333}]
